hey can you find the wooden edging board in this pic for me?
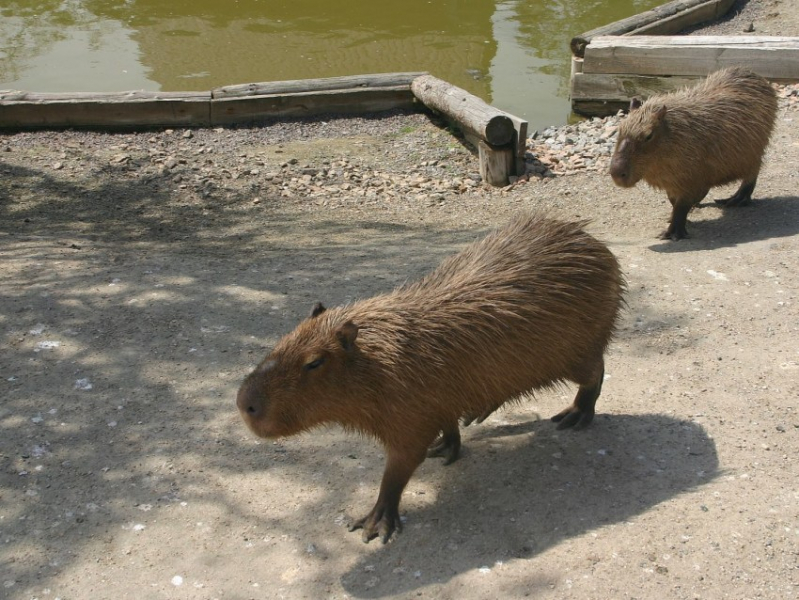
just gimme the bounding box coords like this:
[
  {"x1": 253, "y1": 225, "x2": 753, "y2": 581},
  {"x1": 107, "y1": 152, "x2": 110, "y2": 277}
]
[
  {"x1": 0, "y1": 73, "x2": 425, "y2": 130},
  {"x1": 570, "y1": 0, "x2": 736, "y2": 57},
  {"x1": 0, "y1": 71, "x2": 528, "y2": 187},
  {"x1": 582, "y1": 35, "x2": 799, "y2": 78},
  {"x1": 571, "y1": 35, "x2": 799, "y2": 115}
]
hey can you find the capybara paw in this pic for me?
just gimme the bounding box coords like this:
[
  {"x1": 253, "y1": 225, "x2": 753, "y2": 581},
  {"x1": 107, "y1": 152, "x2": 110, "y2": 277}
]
[
  {"x1": 427, "y1": 435, "x2": 461, "y2": 465},
  {"x1": 658, "y1": 227, "x2": 687, "y2": 241},
  {"x1": 551, "y1": 406, "x2": 594, "y2": 430},
  {"x1": 348, "y1": 505, "x2": 402, "y2": 544},
  {"x1": 715, "y1": 194, "x2": 751, "y2": 208}
]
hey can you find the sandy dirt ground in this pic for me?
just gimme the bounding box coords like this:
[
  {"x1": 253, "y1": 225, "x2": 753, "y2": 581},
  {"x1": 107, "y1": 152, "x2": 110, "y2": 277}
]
[{"x1": 2, "y1": 3, "x2": 799, "y2": 600}]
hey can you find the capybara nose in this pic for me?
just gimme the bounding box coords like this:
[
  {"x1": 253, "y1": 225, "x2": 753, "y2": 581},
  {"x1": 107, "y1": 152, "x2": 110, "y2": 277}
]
[
  {"x1": 609, "y1": 162, "x2": 627, "y2": 185},
  {"x1": 236, "y1": 386, "x2": 261, "y2": 418}
]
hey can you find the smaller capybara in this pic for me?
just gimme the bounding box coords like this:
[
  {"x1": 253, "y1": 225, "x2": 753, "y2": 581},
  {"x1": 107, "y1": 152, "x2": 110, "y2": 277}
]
[
  {"x1": 609, "y1": 66, "x2": 777, "y2": 240},
  {"x1": 236, "y1": 213, "x2": 625, "y2": 543}
]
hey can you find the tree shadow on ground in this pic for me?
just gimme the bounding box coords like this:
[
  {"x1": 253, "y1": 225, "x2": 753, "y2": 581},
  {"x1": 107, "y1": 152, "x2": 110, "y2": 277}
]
[
  {"x1": 0, "y1": 143, "x2": 703, "y2": 598},
  {"x1": 0, "y1": 151, "x2": 485, "y2": 597}
]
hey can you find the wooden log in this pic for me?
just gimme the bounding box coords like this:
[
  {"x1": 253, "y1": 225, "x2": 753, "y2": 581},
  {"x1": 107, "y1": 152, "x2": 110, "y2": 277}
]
[
  {"x1": 411, "y1": 74, "x2": 515, "y2": 146},
  {"x1": 0, "y1": 90, "x2": 211, "y2": 130},
  {"x1": 582, "y1": 35, "x2": 799, "y2": 79},
  {"x1": 571, "y1": 0, "x2": 736, "y2": 57},
  {"x1": 213, "y1": 72, "x2": 426, "y2": 99},
  {"x1": 210, "y1": 88, "x2": 417, "y2": 125}
]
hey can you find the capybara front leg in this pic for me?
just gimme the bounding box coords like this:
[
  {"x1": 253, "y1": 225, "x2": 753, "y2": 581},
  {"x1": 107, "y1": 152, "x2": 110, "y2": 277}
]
[
  {"x1": 349, "y1": 449, "x2": 425, "y2": 543},
  {"x1": 715, "y1": 179, "x2": 755, "y2": 207},
  {"x1": 551, "y1": 366, "x2": 604, "y2": 430},
  {"x1": 427, "y1": 422, "x2": 462, "y2": 465}
]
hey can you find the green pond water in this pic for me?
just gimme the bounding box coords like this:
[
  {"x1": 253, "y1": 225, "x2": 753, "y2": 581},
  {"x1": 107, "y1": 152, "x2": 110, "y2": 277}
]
[{"x1": 1, "y1": 0, "x2": 665, "y2": 131}]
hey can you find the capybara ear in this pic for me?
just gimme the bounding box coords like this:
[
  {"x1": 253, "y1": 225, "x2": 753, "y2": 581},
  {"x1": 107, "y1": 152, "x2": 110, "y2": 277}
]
[
  {"x1": 629, "y1": 97, "x2": 643, "y2": 112},
  {"x1": 654, "y1": 104, "x2": 668, "y2": 121},
  {"x1": 335, "y1": 321, "x2": 359, "y2": 351},
  {"x1": 310, "y1": 302, "x2": 326, "y2": 318}
]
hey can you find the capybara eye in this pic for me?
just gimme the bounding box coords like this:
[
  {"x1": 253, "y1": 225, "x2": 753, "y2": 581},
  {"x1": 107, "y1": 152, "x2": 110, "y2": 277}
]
[
  {"x1": 305, "y1": 357, "x2": 325, "y2": 371},
  {"x1": 644, "y1": 132, "x2": 654, "y2": 142}
]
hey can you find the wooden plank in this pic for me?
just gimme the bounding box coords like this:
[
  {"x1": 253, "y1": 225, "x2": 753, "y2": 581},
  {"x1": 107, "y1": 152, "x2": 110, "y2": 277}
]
[
  {"x1": 213, "y1": 72, "x2": 426, "y2": 99},
  {"x1": 0, "y1": 90, "x2": 208, "y2": 102},
  {"x1": 633, "y1": 0, "x2": 734, "y2": 35},
  {"x1": 571, "y1": 0, "x2": 735, "y2": 57},
  {"x1": 411, "y1": 74, "x2": 515, "y2": 146},
  {"x1": 210, "y1": 88, "x2": 417, "y2": 125},
  {"x1": 571, "y1": 72, "x2": 699, "y2": 103},
  {"x1": 571, "y1": 99, "x2": 630, "y2": 118},
  {"x1": 0, "y1": 91, "x2": 211, "y2": 130},
  {"x1": 570, "y1": 73, "x2": 700, "y2": 116},
  {"x1": 583, "y1": 35, "x2": 799, "y2": 79},
  {"x1": 507, "y1": 114, "x2": 528, "y2": 176}
]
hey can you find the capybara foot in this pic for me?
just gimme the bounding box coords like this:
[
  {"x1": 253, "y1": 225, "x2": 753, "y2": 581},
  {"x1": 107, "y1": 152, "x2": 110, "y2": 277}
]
[
  {"x1": 427, "y1": 428, "x2": 461, "y2": 465},
  {"x1": 348, "y1": 502, "x2": 402, "y2": 544},
  {"x1": 715, "y1": 180, "x2": 755, "y2": 208},
  {"x1": 658, "y1": 225, "x2": 689, "y2": 241},
  {"x1": 551, "y1": 404, "x2": 594, "y2": 430},
  {"x1": 715, "y1": 192, "x2": 752, "y2": 207}
]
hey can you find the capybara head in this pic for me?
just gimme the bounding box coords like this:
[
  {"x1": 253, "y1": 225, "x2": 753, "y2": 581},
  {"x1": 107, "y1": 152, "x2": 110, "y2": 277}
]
[
  {"x1": 236, "y1": 302, "x2": 360, "y2": 439},
  {"x1": 609, "y1": 98, "x2": 668, "y2": 188}
]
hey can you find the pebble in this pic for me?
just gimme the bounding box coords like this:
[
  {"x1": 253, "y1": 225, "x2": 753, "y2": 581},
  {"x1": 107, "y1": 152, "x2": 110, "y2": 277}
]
[{"x1": 3, "y1": 84, "x2": 796, "y2": 215}]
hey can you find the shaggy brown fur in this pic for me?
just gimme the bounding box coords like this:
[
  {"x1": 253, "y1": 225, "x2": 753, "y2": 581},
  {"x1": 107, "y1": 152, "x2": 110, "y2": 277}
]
[
  {"x1": 237, "y1": 213, "x2": 625, "y2": 543},
  {"x1": 609, "y1": 67, "x2": 777, "y2": 240}
]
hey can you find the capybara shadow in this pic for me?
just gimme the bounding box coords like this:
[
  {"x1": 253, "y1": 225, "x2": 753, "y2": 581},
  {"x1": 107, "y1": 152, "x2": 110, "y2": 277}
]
[
  {"x1": 340, "y1": 413, "x2": 719, "y2": 598},
  {"x1": 647, "y1": 195, "x2": 799, "y2": 252}
]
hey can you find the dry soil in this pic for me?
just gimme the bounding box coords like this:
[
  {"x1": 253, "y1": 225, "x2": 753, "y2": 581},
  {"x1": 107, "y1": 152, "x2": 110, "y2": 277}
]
[{"x1": 1, "y1": 2, "x2": 798, "y2": 599}]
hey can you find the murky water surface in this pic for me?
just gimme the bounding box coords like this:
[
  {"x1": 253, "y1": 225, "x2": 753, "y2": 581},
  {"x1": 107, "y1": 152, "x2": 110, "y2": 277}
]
[{"x1": 1, "y1": 0, "x2": 663, "y2": 130}]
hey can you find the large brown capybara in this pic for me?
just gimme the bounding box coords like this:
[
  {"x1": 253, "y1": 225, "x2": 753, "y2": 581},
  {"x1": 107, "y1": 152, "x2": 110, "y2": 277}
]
[
  {"x1": 236, "y1": 213, "x2": 625, "y2": 543},
  {"x1": 609, "y1": 66, "x2": 777, "y2": 241}
]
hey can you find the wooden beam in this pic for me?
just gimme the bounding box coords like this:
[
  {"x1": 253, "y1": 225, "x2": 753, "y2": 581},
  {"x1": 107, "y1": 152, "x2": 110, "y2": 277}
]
[
  {"x1": 411, "y1": 74, "x2": 515, "y2": 146},
  {"x1": 0, "y1": 90, "x2": 211, "y2": 130},
  {"x1": 571, "y1": 0, "x2": 736, "y2": 58},
  {"x1": 213, "y1": 72, "x2": 426, "y2": 99},
  {"x1": 571, "y1": 73, "x2": 701, "y2": 116},
  {"x1": 571, "y1": 72, "x2": 700, "y2": 104},
  {"x1": 571, "y1": 99, "x2": 630, "y2": 118},
  {"x1": 507, "y1": 114, "x2": 528, "y2": 176},
  {"x1": 583, "y1": 35, "x2": 799, "y2": 79},
  {"x1": 0, "y1": 73, "x2": 427, "y2": 130},
  {"x1": 211, "y1": 88, "x2": 417, "y2": 124}
]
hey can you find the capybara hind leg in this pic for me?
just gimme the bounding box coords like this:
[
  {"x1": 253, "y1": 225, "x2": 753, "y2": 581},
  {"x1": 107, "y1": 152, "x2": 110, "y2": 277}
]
[
  {"x1": 551, "y1": 367, "x2": 604, "y2": 430},
  {"x1": 715, "y1": 179, "x2": 755, "y2": 207},
  {"x1": 461, "y1": 402, "x2": 501, "y2": 427},
  {"x1": 349, "y1": 448, "x2": 425, "y2": 543},
  {"x1": 427, "y1": 423, "x2": 461, "y2": 465},
  {"x1": 659, "y1": 202, "x2": 692, "y2": 240}
]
